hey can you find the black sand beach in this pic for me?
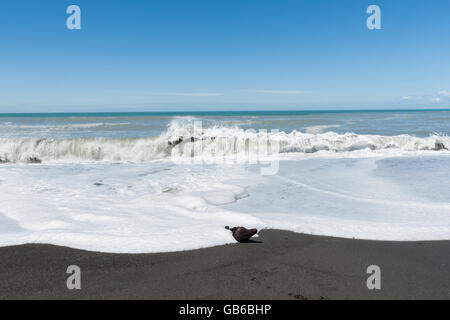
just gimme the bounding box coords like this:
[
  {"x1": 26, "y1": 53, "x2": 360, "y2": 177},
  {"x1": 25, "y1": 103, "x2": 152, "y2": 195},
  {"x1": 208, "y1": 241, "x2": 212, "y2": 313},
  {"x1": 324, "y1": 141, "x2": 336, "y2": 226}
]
[{"x1": 0, "y1": 230, "x2": 449, "y2": 300}]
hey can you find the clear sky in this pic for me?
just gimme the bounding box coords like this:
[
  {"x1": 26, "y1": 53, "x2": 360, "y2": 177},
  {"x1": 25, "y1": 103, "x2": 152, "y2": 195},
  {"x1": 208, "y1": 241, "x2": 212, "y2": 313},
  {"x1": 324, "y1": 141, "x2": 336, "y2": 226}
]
[{"x1": 1, "y1": 0, "x2": 449, "y2": 112}]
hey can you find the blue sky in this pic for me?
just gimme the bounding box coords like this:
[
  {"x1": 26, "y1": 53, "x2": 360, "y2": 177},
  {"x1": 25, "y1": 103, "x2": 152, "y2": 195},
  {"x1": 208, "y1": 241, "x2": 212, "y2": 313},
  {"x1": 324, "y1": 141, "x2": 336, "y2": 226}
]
[{"x1": 0, "y1": 0, "x2": 449, "y2": 112}]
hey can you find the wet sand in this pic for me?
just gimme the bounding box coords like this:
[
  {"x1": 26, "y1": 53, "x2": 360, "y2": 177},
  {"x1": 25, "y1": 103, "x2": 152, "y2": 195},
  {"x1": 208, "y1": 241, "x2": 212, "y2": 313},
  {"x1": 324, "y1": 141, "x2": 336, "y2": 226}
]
[{"x1": 0, "y1": 230, "x2": 449, "y2": 299}]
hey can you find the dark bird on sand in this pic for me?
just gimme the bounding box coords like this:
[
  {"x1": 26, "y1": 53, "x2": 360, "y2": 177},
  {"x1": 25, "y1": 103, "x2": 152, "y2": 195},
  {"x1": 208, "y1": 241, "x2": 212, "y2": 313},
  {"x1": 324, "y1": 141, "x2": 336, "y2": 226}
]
[{"x1": 225, "y1": 226, "x2": 258, "y2": 242}]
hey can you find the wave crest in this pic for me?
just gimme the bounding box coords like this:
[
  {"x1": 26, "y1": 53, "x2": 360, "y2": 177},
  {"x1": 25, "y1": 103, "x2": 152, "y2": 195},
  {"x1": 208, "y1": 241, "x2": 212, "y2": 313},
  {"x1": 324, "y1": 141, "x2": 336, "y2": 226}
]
[{"x1": 0, "y1": 119, "x2": 448, "y2": 163}]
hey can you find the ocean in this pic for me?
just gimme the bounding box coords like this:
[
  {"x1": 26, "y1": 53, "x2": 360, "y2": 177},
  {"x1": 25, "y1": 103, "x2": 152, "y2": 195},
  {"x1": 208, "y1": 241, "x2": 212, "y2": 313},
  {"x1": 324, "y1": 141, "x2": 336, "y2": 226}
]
[{"x1": 0, "y1": 110, "x2": 449, "y2": 252}]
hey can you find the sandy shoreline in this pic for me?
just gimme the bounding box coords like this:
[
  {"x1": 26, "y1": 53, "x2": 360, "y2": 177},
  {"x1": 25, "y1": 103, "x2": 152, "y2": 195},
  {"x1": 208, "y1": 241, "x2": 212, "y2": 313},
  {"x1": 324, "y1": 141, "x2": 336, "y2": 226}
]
[{"x1": 0, "y1": 229, "x2": 449, "y2": 300}]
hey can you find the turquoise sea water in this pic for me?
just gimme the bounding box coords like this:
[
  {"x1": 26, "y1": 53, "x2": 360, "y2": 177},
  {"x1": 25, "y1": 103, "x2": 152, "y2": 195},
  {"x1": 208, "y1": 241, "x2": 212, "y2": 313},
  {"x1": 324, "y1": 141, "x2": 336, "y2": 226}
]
[
  {"x1": 1, "y1": 109, "x2": 449, "y2": 139},
  {"x1": 1, "y1": 109, "x2": 449, "y2": 118}
]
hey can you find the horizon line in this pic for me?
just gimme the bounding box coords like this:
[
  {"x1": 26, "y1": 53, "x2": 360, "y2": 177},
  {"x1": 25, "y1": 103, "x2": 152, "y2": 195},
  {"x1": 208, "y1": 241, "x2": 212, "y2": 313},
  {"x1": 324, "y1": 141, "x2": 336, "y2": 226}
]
[{"x1": 1, "y1": 108, "x2": 450, "y2": 116}]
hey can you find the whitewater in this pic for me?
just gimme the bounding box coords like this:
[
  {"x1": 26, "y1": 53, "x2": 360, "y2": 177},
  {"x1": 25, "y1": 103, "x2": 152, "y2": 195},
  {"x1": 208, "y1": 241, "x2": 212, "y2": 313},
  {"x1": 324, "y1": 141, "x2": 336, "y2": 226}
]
[
  {"x1": 0, "y1": 119, "x2": 449, "y2": 163},
  {"x1": 0, "y1": 111, "x2": 449, "y2": 252}
]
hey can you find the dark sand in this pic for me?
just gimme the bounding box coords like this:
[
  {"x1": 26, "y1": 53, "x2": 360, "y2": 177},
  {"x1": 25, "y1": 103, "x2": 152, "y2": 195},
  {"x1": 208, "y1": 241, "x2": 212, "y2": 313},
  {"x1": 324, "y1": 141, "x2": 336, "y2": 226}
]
[{"x1": 0, "y1": 230, "x2": 449, "y2": 300}]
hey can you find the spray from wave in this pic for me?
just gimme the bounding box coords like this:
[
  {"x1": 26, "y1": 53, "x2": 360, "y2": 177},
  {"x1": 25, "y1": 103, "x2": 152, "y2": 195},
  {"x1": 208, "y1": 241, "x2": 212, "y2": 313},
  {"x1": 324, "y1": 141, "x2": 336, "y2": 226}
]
[{"x1": 0, "y1": 119, "x2": 448, "y2": 163}]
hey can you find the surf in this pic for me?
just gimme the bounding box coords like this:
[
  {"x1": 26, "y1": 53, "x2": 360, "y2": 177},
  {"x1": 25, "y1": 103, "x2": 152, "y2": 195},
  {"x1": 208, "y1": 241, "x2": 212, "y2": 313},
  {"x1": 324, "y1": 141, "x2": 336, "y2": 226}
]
[{"x1": 0, "y1": 119, "x2": 449, "y2": 163}]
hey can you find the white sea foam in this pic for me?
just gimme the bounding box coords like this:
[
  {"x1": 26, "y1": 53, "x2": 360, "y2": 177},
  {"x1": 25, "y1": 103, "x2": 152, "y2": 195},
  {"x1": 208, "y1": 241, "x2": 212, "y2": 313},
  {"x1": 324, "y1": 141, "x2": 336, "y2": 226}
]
[
  {"x1": 0, "y1": 119, "x2": 449, "y2": 163},
  {"x1": 0, "y1": 118, "x2": 449, "y2": 253},
  {"x1": 0, "y1": 155, "x2": 449, "y2": 253}
]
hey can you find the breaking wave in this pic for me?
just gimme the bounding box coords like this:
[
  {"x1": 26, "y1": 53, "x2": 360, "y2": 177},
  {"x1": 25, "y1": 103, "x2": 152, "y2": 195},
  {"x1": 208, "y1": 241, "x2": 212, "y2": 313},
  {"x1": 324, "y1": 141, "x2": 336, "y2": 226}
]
[{"x1": 0, "y1": 119, "x2": 449, "y2": 163}]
